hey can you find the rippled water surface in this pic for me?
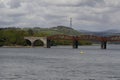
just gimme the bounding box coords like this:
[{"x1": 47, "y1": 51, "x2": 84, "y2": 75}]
[{"x1": 0, "y1": 45, "x2": 120, "y2": 80}]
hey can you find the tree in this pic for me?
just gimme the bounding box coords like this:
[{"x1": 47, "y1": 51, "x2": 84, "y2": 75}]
[{"x1": 28, "y1": 29, "x2": 34, "y2": 36}]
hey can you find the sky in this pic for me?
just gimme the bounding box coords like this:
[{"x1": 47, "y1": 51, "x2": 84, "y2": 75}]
[{"x1": 0, "y1": 0, "x2": 120, "y2": 31}]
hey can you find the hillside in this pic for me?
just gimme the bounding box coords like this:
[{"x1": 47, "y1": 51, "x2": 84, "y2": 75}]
[
  {"x1": 24, "y1": 26, "x2": 81, "y2": 36},
  {"x1": 50, "y1": 26, "x2": 81, "y2": 35}
]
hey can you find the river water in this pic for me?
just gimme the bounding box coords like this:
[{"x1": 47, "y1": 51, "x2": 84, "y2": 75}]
[{"x1": 0, "y1": 45, "x2": 120, "y2": 80}]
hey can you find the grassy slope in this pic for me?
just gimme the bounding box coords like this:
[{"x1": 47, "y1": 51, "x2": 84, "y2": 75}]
[{"x1": 24, "y1": 26, "x2": 81, "y2": 36}]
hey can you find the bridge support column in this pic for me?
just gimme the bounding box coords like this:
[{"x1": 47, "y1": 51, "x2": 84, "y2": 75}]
[
  {"x1": 47, "y1": 39, "x2": 51, "y2": 48},
  {"x1": 101, "y1": 41, "x2": 107, "y2": 49},
  {"x1": 73, "y1": 40, "x2": 78, "y2": 49},
  {"x1": 31, "y1": 42, "x2": 34, "y2": 47}
]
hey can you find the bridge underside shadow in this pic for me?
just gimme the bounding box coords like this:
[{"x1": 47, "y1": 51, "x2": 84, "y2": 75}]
[{"x1": 25, "y1": 39, "x2": 44, "y2": 47}]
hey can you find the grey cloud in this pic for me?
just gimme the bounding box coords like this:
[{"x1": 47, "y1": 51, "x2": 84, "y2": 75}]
[
  {"x1": 0, "y1": 2, "x2": 5, "y2": 8},
  {"x1": 0, "y1": 17, "x2": 16, "y2": 26},
  {"x1": 0, "y1": 0, "x2": 120, "y2": 31},
  {"x1": 8, "y1": 13, "x2": 25, "y2": 18},
  {"x1": 43, "y1": 0, "x2": 105, "y2": 7},
  {"x1": 79, "y1": 0, "x2": 105, "y2": 7},
  {"x1": 8, "y1": 0, "x2": 21, "y2": 8}
]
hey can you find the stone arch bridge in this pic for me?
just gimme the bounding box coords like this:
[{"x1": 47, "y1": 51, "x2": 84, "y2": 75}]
[
  {"x1": 24, "y1": 37, "x2": 47, "y2": 47},
  {"x1": 24, "y1": 34, "x2": 120, "y2": 49}
]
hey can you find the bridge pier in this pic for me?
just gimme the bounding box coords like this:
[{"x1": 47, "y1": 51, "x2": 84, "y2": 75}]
[
  {"x1": 73, "y1": 40, "x2": 78, "y2": 49},
  {"x1": 31, "y1": 42, "x2": 34, "y2": 47},
  {"x1": 47, "y1": 39, "x2": 51, "y2": 48},
  {"x1": 101, "y1": 41, "x2": 107, "y2": 49}
]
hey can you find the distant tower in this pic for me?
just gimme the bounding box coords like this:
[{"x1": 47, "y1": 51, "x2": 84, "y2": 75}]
[{"x1": 70, "y1": 18, "x2": 72, "y2": 28}]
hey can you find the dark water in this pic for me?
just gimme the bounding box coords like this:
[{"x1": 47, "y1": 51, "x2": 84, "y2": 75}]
[{"x1": 0, "y1": 45, "x2": 120, "y2": 80}]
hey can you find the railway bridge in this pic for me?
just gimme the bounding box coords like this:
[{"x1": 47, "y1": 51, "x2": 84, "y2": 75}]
[{"x1": 24, "y1": 35, "x2": 120, "y2": 49}]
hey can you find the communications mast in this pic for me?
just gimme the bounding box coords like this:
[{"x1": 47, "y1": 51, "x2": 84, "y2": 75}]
[{"x1": 70, "y1": 18, "x2": 72, "y2": 28}]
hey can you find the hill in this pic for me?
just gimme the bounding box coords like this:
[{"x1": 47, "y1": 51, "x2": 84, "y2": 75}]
[
  {"x1": 24, "y1": 26, "x2": 81, "y2": 36},
  {"x1": 50, "y1": 26, "x2": 81, "y2": 35}
]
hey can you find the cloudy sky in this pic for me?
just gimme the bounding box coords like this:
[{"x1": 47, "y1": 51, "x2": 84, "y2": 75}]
[{"x1": 0, "y1": 0, "x2": 120, "y2": 31}]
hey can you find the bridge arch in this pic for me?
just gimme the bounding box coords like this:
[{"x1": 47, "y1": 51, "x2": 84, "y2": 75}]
[
  {"x1": 25, "y1": 39, "x2": 32, "y2": 46},
  {"x1": 24, "y1": 37, "x2": 47, "y2": 47},
  {"x1": 33, "y1": 39, "x2": 44, "y2": 46}
]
